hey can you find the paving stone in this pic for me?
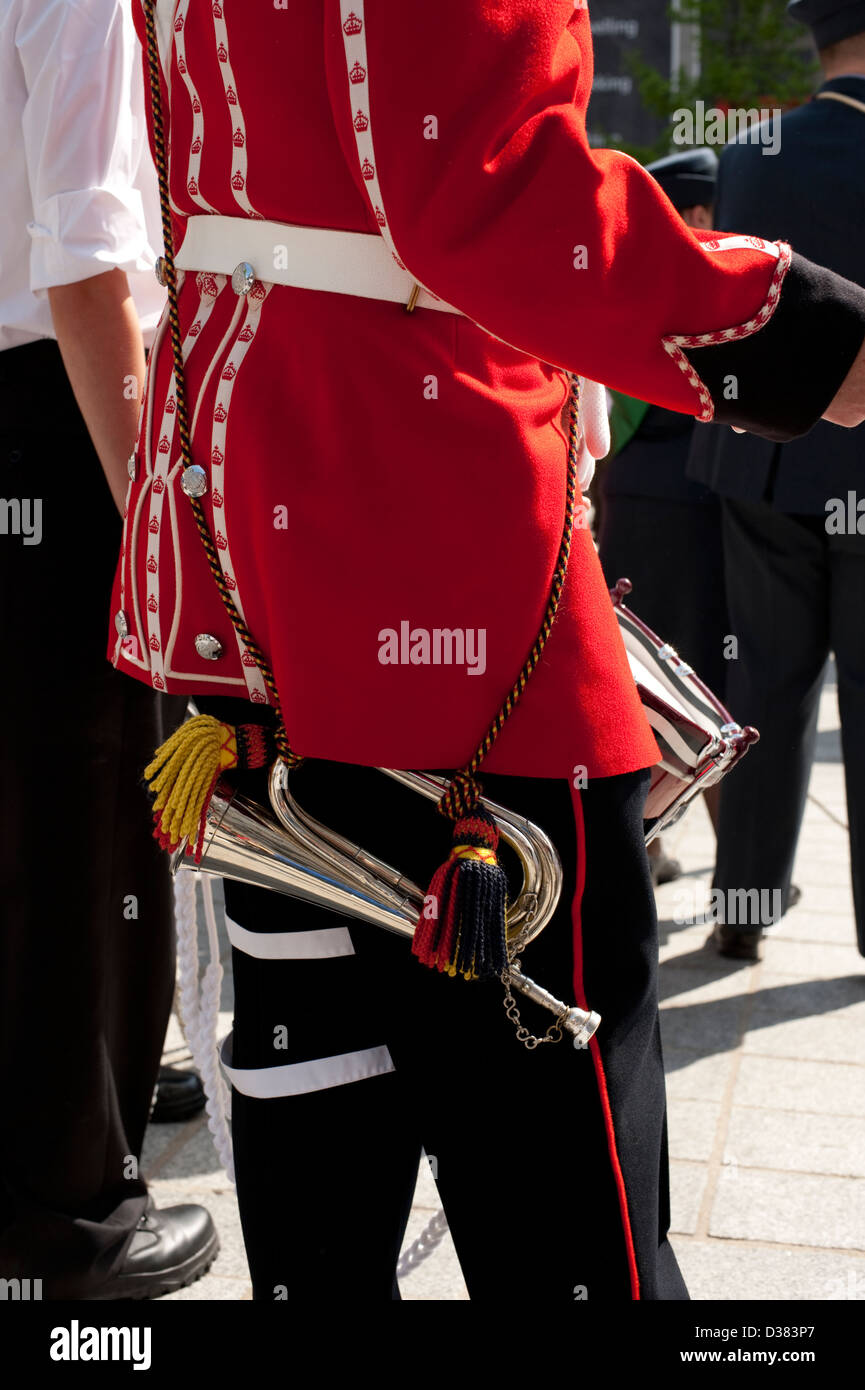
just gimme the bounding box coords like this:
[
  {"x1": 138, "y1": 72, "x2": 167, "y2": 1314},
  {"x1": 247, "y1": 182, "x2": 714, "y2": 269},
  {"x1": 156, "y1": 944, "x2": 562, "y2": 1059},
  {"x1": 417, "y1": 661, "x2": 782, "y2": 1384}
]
[
  {"x1": 772, "y1": 913, "x2": 855, "y2": 946},
  {"x1": 667, "y1": 1099, "x2": 721, "y2": 1162},
  {"x1": 710, "y1": 1168, "x2": 865, "y2": 1250},
  {"x1": 167, "y1": 1274, "x2": 251, "y2": 1301},
  {"x1": 761, "y1": 938, "x2": 865, "y2": 980},
  {"x1": 398, "y1": 1208, "x2": 469, "y2": 1301},
  {"x1": 782, "y1": 886, "x2": 855, "y2": 916},
  {"x1": 670, "y1": 1160, "x2": 709, "y2": 1235},
  {"x1": 659, "y1": 964, "x2": 750, "y2": 1006},
  {"x1": 724, "y1": 1107, "x2": 865, "y2": 1179},
  {"x1": 663, "y1": 1047, "x2": 736, "y2": 1102},
  {"x1": 744, "y1": 974, "x2": 865, "y2": 1064},
  {"x1": 658, "y1": 922, "x2": 716, "y2": 961},
  {"x1": 734, "y1": 1055, "x2": 865, "y2": 1117},
  {"x1": 142, "y1": 1113, "x2": 227, "y2": 1182},
  {"x1": 661, "y1": 996, "x2": 746, "y2": 1055},
  {"x1": 674, "y1": 1239, "x2": 865, "y2": 1301}
]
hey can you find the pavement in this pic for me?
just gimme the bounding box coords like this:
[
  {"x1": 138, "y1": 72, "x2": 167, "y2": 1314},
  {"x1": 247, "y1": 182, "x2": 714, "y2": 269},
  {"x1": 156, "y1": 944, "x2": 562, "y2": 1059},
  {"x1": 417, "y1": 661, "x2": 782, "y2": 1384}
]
[{"x1": 144, "y1": 661, "x2": 865, "y2": 1301}]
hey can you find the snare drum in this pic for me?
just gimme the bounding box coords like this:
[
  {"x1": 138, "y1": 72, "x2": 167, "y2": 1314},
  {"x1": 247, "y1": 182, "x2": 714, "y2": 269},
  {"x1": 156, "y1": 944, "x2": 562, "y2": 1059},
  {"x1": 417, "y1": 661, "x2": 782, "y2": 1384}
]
[{"x1": 610, "y1": 578, "x2": 759, "y2": 842}]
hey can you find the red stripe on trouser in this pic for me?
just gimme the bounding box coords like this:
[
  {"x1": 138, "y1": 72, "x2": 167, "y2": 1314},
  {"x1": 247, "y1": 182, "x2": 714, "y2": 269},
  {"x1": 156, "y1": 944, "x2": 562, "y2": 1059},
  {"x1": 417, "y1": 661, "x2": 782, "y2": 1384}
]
[{"x1": 569, "y1": 784, "x2": 641, "y2": 1301}]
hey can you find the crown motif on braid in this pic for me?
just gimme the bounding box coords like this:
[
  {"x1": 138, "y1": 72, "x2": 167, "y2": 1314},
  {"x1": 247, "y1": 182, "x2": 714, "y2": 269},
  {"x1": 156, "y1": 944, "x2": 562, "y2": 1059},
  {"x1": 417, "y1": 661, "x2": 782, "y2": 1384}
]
[
  {"x1": 178, "y1": 57, "x2": 187, "y2": 74},
  {"x1": 211, "y1": 446, "x2": 225, "y2": 466},
  {"x1": 226, "y1": 86, "x2": 237, "y2": 105},
  {"x1": 149, "y1": 517, "x2": 159, "y2": 534},
  {"x1": 212, "y1": 486, "x2": 224, "y2": 508},
  {"x1": 158, "y1": 435, "x2": 170, "y2": 454},
  {"x1": 153, "y1": 673, "x2": 165, "y2": 689},
  {"x1": 251, "y1": 688, "x2": 266, "y2": 703},
  {"x1": 165, "y1": 395, "x2": 176, "y2": 414},
  {"x1": 241, "y1": 650, "x2": 257, "y2": 667},
  {"x1": 187, "y1": 177, "x2": 199, "y2": 195},
  {"x1": 149, "y1": 634, "x2": 160, "y2": 652},
  {"x1": 233, "y1": 128, "x2": 245, "y2": 147},
  {"x1": 192, "y1": 95, "x2": 201, "y2": 112},
  {"x1": 212, "y1": 1, "x2": 223, "y2": 16},
  {"x1": 343, "y1": 11, "x2": 363, "y2": 35},
  {"x1": 231, "y1": 170, "x2": 245, "y2": 190},
  {"x1": 374, "y1": 206, "x2": 386, "y2": 226},
  {"x1": 353, "y1": 109, "x2": 369, "y2": 132},
  {"x1": 152, "y1": 475, "x2": 165, "y2": 493},
  {"x1": 216, "y1": 531, "x2": 228, "y2": 551},
  {"x1": 349, "y1": 61, "x2": 366, "y2": 84},
  {"x1": 221, "y1": 362, "x2": 236, "y2": 381},
  {"x1": 238, "y1": 325, "x2": 254, "y2": 342},
  {"x1": 174, "y1": 14, "x2": 184, "y2": 31},
  {"x1": 224, "y1": 574, "x2": 237, "y2": 590},
  {"x1": 361, "y1": 158, "x2": 374, "y2": 180},
  {"x1": 213, "y1": 404, "x2": 227, "y2": 423},
  {"x1": 191, "y1": 135, "x2": 202, "y2": 153},
  {"x1": 147, "y1": 555, "x2": 158, "y2": 574},
  {"x1": 147, "y1": 595, "x2": 158, "y2": 613},
  {"x1": 216, "y1": 43, "x2": 228, "y2": 63}
]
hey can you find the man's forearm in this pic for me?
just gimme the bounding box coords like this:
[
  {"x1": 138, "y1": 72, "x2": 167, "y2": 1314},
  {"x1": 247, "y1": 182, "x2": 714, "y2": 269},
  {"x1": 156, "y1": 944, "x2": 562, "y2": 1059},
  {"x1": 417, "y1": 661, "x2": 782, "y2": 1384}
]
[{"x1": 47, "y1": 268, "x2": 146, "y2": 516}]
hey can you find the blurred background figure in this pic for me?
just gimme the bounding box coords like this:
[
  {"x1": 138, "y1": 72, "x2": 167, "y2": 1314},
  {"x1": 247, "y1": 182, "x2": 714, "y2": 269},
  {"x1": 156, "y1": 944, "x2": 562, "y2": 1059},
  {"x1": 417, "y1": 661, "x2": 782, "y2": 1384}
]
[
  {"x1": 0, "y1": 0, "x2": 216, "y2": 1297},
  {"x1": 597, "y1": 149, "x2": 727, "y2": 886},
  {"x1": 687, "y1": 0, "x2": 865, "y2": 961}
]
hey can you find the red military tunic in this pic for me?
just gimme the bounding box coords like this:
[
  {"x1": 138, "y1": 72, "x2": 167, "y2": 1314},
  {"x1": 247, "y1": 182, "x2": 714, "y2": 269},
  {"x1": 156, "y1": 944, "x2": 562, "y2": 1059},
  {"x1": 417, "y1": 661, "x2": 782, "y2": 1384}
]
[{"x1": 107, "y1": 1, "x2": 825, "y2": 778}]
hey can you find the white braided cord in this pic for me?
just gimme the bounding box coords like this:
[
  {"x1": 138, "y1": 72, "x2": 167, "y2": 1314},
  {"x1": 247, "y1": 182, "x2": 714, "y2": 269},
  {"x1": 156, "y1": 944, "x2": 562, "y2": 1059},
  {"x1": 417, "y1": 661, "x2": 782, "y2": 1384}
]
[{"x1": 173, "y1": 869, "x2": 235, "y2": 1181}]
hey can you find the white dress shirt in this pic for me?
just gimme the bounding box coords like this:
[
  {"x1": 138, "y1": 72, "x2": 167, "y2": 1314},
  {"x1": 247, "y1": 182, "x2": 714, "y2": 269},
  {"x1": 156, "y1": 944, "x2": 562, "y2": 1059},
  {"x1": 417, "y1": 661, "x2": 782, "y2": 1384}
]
[{"x1": 0, "y1": 0, "x2": 166, "y2": 352}]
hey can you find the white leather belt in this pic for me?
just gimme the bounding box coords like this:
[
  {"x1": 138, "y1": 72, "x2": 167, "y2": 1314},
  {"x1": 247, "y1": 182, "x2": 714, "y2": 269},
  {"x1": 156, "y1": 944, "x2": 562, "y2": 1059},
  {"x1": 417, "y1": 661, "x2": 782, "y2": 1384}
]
[
  {"x1": 175, "y1": 214, "x2": 462, "y2": 315},
  {"x1": 174, "y1": 212, "x2": 609, "y2": 482}
]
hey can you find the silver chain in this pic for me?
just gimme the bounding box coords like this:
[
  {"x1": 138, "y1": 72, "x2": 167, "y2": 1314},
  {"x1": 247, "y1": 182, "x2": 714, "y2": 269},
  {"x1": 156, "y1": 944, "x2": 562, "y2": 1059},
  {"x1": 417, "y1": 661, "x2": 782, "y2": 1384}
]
[{"x1": 501, "y1": 958, "x2": 570, "y2": 1048}]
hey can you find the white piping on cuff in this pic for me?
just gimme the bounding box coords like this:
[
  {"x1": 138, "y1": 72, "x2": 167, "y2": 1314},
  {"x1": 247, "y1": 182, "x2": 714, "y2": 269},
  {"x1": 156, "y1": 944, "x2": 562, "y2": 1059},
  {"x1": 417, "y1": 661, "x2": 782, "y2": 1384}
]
[{"x1": 661, "y1": 241, "x2": 793, "y2": 423}]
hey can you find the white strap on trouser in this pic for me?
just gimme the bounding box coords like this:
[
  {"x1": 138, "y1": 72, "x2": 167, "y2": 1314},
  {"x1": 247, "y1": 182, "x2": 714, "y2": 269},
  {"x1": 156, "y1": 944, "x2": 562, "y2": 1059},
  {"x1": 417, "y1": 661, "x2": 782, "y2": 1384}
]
[{"x1": 174, "y1": 213, "x2": 608, "y2": 485}]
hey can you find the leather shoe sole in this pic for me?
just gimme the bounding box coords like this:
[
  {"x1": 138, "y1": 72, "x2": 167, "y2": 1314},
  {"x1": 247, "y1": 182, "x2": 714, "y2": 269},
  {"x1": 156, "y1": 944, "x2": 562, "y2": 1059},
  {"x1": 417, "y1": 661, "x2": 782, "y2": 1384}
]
[{"x1": 83, "y1": 1204, "x2": 219, "y2": 1300}]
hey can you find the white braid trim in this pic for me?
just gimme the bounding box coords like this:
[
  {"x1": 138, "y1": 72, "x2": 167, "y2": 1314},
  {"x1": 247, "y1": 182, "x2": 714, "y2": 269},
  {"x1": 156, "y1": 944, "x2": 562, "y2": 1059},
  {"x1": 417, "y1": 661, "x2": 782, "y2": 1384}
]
[{"x1": 173, "y1": 870, "x2": 235, "y2": 1182}]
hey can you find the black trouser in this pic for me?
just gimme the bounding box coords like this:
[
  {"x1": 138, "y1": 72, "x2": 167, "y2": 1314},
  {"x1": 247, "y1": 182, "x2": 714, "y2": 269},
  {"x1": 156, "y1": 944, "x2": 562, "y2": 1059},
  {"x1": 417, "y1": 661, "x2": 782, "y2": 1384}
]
[
  {"x1": 197, "y1": 693, "x2": 688, "y2": 1302},
  {"x1": 0, "y1": 340, "x2": 188, "y2": 1297},
  {"x1": 714, "y1": 496, "x2": 865, "y2": 948}
]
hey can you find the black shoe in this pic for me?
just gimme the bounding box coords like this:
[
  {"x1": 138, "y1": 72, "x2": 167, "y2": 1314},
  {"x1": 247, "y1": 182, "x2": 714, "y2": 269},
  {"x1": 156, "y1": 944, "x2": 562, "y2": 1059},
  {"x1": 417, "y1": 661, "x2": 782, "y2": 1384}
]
[
  {"x1": 711, "y1": 923, "x2": 764, "y2": 962},
  {"x1": 151, "y1": 1065, "x2": 206, "y2": 1123},
  {"x1": 83, "y1": 1204, "x2": 219, "y2": 1300},
  {"x1": 650, "y1": 851, "x2": 683, "y2": 886}
]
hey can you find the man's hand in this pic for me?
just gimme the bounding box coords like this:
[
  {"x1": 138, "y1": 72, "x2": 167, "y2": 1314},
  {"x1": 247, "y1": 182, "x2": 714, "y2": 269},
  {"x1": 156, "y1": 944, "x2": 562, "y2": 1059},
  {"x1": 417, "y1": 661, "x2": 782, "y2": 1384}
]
[
  {"x1": 821, "y1": 331, "x2": 865, "y2": 428},
  {"x1": 47, "y1": 269, "x2": 146, "y2": 516}
]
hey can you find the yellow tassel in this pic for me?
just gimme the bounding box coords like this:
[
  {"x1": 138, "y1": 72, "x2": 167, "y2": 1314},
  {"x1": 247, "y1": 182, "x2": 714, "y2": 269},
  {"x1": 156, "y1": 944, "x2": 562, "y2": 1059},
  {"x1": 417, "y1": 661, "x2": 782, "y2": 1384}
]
[{"x1": 144, "y1": 715, "x2": 238, "y2": 860}]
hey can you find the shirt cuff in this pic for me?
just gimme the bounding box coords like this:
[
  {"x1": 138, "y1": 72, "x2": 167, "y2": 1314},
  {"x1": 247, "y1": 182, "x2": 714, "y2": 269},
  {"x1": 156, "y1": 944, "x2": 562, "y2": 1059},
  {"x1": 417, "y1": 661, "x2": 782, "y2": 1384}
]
[
  {"x1": 678, "y1": 252, "x2": 865, "y2": 443},
  {"x1": 28, "y1": 186, "x2": 157, "y2": 294}
]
